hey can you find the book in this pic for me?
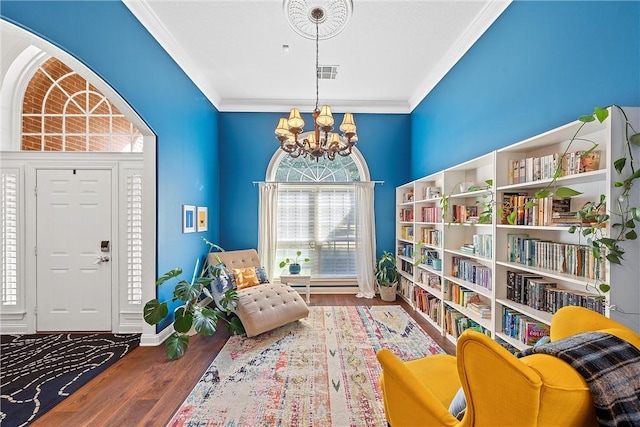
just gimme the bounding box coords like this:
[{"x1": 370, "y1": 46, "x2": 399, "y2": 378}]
[
  {"x1": 523, "y1": 321, "x2": 550, "y2": 346},
  {"x1": 526, "y1": 278, "x2": 557, "y2": 310},
  {"x1": 514, "y1": 272, "x2": 542, "y2": 305},
  {"x1": 500, "y1": 192, "x2": 528, "y2": 224},
  {"x1": 579, "y1": 150, "x2": 601, "y2": 173}
]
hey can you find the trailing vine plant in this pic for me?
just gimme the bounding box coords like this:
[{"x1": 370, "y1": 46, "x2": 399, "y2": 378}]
[
  {"x1": 510, "y1": 105, "x2": 640, "y2": 294},
  {"x1": 469, "y1": 179, "x2": 494, "y2": 224},
  {"x1": 441, "y1": 179, "x2": 494, "y2": 225}
]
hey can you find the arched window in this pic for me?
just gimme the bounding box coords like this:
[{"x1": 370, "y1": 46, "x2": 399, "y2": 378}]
[
  {"x1": 265, "y1": 149, "x2": 370, "y2": 280},
  {"x1": 21, "y1": 57, "x2": 143, "y2": 152}
]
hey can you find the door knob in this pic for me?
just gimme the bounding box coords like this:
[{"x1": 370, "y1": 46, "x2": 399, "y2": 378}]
[{"x1": 93, "y1": 256, "x2": 110, "y2": 264}]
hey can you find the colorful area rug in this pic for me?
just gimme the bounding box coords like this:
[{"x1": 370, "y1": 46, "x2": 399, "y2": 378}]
[
  {"x1": 169, "y1": 305, "x2": 445, "y2": 426},
  {"x1": 0, "y1": 333, "x2": 140, "y2": 427}
]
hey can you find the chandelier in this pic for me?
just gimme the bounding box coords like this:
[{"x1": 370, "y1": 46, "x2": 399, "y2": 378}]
[{"x1": 275, "y1": 1, "x2": 357, "y2": 161}]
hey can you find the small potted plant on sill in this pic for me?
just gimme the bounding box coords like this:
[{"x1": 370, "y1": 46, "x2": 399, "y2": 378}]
[
  {"x1": 279, "y1": 250, "x2": 310, "y2": 274},
  {"x1": 375, "y1": 250, "x2": 399, "y2": 302}
]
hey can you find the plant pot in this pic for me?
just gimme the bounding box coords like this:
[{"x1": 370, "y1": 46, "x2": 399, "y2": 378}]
[
  {"x1": 379, "y1": 283, "x2": 398, "y2": 302},
  {"x1": 288, "y1": 263, "x2": 301, "y2": 274}
]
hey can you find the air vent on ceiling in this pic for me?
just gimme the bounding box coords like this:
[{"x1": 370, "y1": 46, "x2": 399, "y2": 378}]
[{"x1": 317, "y1": 65, "x2": 339, "y2": 80}]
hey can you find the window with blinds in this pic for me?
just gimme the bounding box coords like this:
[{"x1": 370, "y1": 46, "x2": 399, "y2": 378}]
[
  {"x1": 271, "y1": 151, "x2": 363, "y2": 279},
  {"x1": 277, "y1": 185, "x2": 356, "y2": 278},
  {"x1": 126, "y1": 172, "x2": 143, "y2": 305},
  {"x1": 1, "y1": 170, "x2": 19, "y2": 306}
]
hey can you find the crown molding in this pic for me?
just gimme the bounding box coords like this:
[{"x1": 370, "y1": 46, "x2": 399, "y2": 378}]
[
  {"x1": 219, "y1": 98, "x2": 411, "y2": 114},
  {"x1": 408, "y1": 0, "x2": 511, "y2": 111},
  {"x1": 122, "y1": 0, "x2": 223, "y2": 109}
]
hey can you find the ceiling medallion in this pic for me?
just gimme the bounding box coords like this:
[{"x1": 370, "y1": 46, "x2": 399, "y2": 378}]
[{"x1": 283, "y1": 0, "x2": 353, "y2": 40}]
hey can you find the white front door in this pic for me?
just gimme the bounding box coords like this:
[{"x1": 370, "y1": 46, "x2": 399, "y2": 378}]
[{"x1": 36, "y1": 169, "x2": 112, "y2": 331}]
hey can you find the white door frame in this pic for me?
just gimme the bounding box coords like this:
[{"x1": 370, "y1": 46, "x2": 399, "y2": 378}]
[{"x1": 22, "y1": 153, "x2": 130, "y2": 333}]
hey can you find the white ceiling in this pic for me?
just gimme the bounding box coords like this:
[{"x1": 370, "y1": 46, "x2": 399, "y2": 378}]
[
  {"x1": 0, "y1": 1, "x2": 510, "y2": 114},
  {"x1": 124, "y1": 0, "x2": 511, "y2": 113}
]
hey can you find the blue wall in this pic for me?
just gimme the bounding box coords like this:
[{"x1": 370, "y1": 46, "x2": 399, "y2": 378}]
[
  {"x1": 411, "y1": 0, "x2": 640, "y2": 178},
  {"x1": 4, "y1": 0, "x2": 638, "y2": 322},
  {"x1": 1, "y1": 1, "x2": 221, "y2": 330},
  {"x1": 219, "y1": 112, "x2": 410, "y2": 255}
]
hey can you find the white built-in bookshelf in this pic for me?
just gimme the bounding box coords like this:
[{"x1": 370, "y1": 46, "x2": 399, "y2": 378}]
[{"x1": 396, "y1": 107, "x2": 640, "y2": 351}]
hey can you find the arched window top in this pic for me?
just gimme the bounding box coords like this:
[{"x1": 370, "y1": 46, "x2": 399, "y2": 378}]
[
  {"x1": 21, "y1": 56, "x2": 143, "y2": 152},
  {"x1": 266, "y1": 146, "x2": 370, "y2": 183}
]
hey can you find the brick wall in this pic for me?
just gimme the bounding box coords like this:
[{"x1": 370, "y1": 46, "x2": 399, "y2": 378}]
[{"x1": 21, "y1": 57, "x2": 141, "y2": 152}]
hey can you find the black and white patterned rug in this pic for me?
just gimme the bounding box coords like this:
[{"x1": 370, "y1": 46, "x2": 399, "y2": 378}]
[{"x1": 0, "y1": 333, "x2": 140, "y2": 427}]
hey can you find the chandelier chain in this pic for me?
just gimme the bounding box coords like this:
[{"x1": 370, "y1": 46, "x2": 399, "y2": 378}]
[
  {"x1": 275, "y1": 3, "x2": 358, "y2": 161},
  {"x1": 315, "y1": 16, "x2": 319, "y2": 112}
]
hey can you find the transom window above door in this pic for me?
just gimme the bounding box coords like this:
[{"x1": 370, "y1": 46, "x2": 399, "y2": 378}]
[{"x1": 21, "y1": 57, "x2": 143, "y2": 152}]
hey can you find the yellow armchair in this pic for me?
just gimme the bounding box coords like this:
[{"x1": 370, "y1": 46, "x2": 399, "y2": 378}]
[{"x1": 377, "y1": 306, "x2": 640, "y2": 426}]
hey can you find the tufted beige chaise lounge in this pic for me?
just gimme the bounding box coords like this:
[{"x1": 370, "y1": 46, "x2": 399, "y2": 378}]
[{"x1": 209, "y1": 249, "x2": 309, "y2": 337}]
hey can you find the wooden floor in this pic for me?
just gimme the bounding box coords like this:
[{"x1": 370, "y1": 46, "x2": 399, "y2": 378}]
[{"x1": 32, "y1": 294, "x2": 455, "y2": 427}]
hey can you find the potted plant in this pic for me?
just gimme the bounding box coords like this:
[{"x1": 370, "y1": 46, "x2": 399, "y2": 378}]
[
  {"x1": 375, "y1": 250, "x2": 399, "y2": 302},
  {"x1": 279, "y1": 250, "x2": 310, "y2": 274},
  {"x1": 143, "y1": 239, "x2": 244, "y2": 360}
]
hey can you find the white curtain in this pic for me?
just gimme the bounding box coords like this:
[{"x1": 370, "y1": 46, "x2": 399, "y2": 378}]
[
  {"x1": 258, "y1": 182, "x2": 278, "y2": 280},
  {"x1": 355, "y1": 182, "x2": 376, "y2": 298}
]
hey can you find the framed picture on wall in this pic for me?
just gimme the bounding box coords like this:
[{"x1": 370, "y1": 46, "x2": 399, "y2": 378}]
[
  {"x1": 197, "y1": 206, "x2": 208, "y2": 232},
  {"x1": 183, "y1": 205, "x2": 196, "y2": 233}
]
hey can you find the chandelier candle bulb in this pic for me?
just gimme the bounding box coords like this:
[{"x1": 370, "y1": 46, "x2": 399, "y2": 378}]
[
  {"x1": 317, "y1": 105, "x2": 334, "y2": 127},
  {"x1": 340, "y1": 113, "x2": 356, "y2": 134},
  {"x1": 287, "y1": 108, "x2": 304, "y2": 130},
  {"x1": 307, "y1": 133, "x2": 317, "y2": 149},
  {"x1": 275, "y1": 118, "x2": 290, "y2": 137}
]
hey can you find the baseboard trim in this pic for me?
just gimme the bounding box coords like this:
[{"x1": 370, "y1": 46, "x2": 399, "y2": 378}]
[{"x1": 140, "y1": 324, "x2": 174, "y2": 346}]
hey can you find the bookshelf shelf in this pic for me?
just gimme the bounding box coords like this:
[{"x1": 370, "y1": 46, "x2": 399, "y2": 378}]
[
  {"x1": 496, "y1": 224, "x2": 573, "y2": 231},
  {"x1": 444, "y1": 275, "x2": 492, "y2": 299},
  {"x1": 496, "y1": 298, "x2": 554, "y2": 324},
  {"x1": 397, "y1": 254, "x2": 413, "y2": 263},
  {"x1": 398, "y1": 269, "x2": 413, "y2": 281},
  {"x1": 415, "y1": 197, "x2": 443, "y2": 204},
  {"x1": 414, "y1": 281, "x2": 443, "y2": 299},
  {"x1": 395, "y1": 106, "x2": 640, "y2": 346},
  {"x1": 496, "y1": 260, "x2": 601, "y2": 286},
  {"x1": 495, "y1": 331, "x2": 529, "y2": 351},
  {"x1": 416, "y1": 263, "x2": 441, "y2": 274},
  {"x1": 448, "y1": 189, "x2": 492, "y2": 200},
  {"x1": 443, "y1": 222, "x2": 493, "y2": 228},
  {"x1": 443, "y1": 299, "x2": 493, "y2": 331},
  {"x1": 496, "y1": 169, "x2": 606, "y2": 191},
  {"x1": 445, "y1": 248, "x2": 491, "y2": 262}
]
